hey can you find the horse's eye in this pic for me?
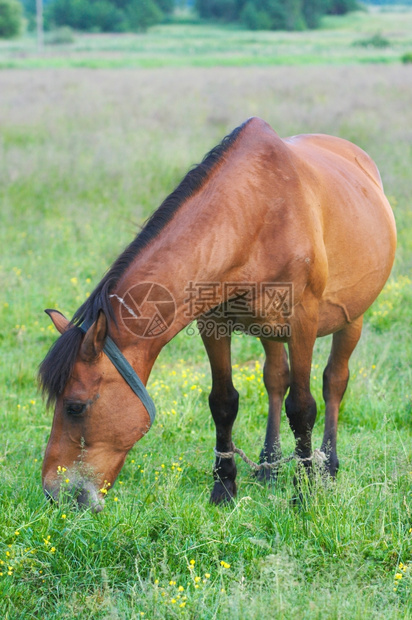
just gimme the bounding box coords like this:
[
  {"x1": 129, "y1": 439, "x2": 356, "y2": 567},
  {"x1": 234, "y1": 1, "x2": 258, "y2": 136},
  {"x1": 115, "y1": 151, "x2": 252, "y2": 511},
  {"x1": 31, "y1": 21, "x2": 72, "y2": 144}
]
[{"x1": 65, "y1": 402, "x2": 87, "y2": 417}]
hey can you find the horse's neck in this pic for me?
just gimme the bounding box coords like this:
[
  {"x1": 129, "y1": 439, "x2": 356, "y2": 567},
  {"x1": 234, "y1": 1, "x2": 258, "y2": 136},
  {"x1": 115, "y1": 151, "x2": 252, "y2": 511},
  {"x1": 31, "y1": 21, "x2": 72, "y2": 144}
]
[
  {"x1": 115, "y1": 200, "x2": 246, "y2": 338},
  {"x1": 116, "y1": 243, "x2": 226, "y2": 342},
  {"x1": 109, "y1": 237, "x2": 224, "y2": 370}
]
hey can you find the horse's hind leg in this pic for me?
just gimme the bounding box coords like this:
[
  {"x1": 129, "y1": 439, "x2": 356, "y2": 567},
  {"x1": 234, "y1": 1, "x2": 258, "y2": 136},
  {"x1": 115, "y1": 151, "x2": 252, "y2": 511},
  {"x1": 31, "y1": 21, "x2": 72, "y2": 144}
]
[
  {"x1": 258, "y1": 340, "x2": 289, "y2": 480},
  {"x1": 285, "y1": 302, "x2": 319, "y2": 466},
  {"x1": 321, "y1": 315, "x2": 363, "y2": 477},
  {"x1": 201, "y1": 329, "x2": 239, "y2": 505}
]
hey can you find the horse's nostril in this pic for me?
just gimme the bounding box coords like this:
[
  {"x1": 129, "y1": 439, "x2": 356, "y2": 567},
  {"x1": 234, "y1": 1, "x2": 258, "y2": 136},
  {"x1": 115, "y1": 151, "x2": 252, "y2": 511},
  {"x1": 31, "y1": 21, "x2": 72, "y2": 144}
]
[
  {"x1": 76, "y1": 482, "x2": 105, "y2": 513},
  {"x1": 43, "y1": 487, "x2": 57, "y2": 504},
  {"x1": 43, "y1": 479, "x2": 105, "y2": 513}
]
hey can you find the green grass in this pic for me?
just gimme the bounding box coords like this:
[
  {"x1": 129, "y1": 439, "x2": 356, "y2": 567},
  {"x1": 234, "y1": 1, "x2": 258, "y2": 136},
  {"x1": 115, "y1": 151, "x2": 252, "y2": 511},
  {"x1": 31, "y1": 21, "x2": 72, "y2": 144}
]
[
  {"x1": 1, "y1": 8, "x2": 412, "y2": 68},
  {"x1": 0, "y1": 62, "x2": 412, "y2": 617}
]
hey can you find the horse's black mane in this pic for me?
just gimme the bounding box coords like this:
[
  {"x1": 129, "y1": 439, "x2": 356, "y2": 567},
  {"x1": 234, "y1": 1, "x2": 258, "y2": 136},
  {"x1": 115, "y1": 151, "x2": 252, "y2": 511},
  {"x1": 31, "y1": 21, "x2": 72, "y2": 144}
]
[{"x1": 39, "y1": 119, "x2": 251, "y2": 405}]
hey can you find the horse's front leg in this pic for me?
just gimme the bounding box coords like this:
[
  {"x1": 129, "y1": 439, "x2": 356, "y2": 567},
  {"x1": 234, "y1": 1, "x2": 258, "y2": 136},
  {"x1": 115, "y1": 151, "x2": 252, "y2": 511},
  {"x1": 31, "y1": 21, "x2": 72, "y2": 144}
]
[{"x1": 201, "y1": 326, "x2": 238, "y2": 505}]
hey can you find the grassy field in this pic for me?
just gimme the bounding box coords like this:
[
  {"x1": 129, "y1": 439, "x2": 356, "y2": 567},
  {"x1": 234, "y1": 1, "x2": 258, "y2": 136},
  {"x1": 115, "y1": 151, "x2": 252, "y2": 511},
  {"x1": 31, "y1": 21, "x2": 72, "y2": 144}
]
[
  {"x1": 1, "y1": 46, "x2": 412, "y2": 620},
  {"x1": 1, "y1": 8, "x2": 412, "y2": 68}
]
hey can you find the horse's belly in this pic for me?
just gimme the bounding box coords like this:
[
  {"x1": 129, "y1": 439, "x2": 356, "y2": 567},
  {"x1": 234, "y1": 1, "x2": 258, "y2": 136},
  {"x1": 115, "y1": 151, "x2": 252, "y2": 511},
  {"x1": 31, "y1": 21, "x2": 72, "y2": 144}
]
[
  {"x1": 316, "y1": 197, "x2": 396, "y2": 336},
  {"x1": 317, "y1": 262, "x2": 394, "y2": 336},
  {"x1": 317, "y1": 299, "x2": 359, "y2": 336}
]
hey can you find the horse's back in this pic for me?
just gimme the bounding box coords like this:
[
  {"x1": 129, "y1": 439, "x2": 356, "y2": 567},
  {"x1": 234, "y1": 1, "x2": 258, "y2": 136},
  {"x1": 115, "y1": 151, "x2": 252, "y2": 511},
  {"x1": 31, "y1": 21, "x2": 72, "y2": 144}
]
[{"x1": 284, "y1": 133, "x2": 384, "y2": 190}]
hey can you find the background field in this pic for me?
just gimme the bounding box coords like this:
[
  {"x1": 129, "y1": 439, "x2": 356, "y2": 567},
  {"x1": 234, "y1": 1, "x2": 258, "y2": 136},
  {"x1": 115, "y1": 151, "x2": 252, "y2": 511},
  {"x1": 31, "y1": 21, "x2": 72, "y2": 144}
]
[
  {"x1": 1, "y1": 8, "x2": 412, "y2": 68},
  {"x1": 1, "y1": 15, "x2": 412, "y2": 619}
]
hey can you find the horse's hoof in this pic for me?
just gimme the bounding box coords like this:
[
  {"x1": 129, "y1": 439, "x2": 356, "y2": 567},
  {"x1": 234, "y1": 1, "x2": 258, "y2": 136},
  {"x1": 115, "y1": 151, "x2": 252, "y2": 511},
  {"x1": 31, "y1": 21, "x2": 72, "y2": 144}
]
[
  {"x1": 325, "y1": 458, "x2": 339, "y2": 479},
  {"x1": 209, "y1": 480, "x2": 236, "y2": 505},
  {"x1": 315, "y1": 452, "x2": 339, "y2": 480},
  {"x1": 256, "y1": 448, "x2": 281, "y2": 483},
  {"x1": 290, "y1": 490, "x2": 308, "y2": 509},
  {"x1": 255, "y1": 466, "x2": 277, "y2": 484}
]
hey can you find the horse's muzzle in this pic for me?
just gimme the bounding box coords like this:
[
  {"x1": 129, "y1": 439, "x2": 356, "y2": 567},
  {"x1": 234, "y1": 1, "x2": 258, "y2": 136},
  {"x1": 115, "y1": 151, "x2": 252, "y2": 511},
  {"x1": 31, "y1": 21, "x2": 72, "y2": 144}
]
[{"x1": 43, "y1": 477, "x2": 105, "y2": 513}]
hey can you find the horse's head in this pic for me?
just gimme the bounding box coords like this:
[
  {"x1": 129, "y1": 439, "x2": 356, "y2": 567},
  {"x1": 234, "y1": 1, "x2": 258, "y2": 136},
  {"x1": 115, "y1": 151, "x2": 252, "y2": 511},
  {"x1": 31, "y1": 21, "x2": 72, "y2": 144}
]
[{"x1": 40, "y1": 310, "x2": 152, "y2": 512}]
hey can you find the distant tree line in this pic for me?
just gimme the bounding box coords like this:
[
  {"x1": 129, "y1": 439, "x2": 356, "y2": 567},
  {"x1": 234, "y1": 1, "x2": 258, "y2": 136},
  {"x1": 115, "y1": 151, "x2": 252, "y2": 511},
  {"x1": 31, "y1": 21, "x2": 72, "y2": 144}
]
[
  {"x1": 0, "y1": 0, "x2": 22, "y2": 37},
  {"x1": 1, "y1": 0, "x2": 363, "y2": 38},
  {"x1": 20, "y1": 0, "x2": 174, "y2": 33},
  {"x1": 196, "y1": 0, "x2": 360, "y2": 30},
  {"x1": 47, "y1": 0, "x2": 174, "y2": 32}
]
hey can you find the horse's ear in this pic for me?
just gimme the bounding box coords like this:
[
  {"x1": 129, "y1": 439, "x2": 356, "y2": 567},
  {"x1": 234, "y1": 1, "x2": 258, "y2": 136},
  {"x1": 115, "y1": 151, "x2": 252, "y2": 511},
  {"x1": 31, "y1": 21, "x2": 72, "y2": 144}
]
[
  {"x1": 45, "y1": 309, "x2": 70, "y2": 334},
  {"x1": 80, "y1": 310, "x2": 108, "y2": 362}
]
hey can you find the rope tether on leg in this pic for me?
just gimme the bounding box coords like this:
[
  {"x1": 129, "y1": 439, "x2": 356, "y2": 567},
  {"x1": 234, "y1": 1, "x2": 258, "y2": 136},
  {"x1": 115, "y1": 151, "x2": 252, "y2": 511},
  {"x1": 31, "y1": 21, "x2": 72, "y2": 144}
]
[{"x1": 213, "y1": 443, "x2": 327, "y2": 471}]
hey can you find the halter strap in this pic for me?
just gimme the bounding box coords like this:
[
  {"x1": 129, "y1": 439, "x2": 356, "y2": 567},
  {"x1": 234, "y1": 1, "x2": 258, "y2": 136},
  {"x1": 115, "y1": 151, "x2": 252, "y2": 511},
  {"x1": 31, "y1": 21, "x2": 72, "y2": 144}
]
[{"x1": 79, "y1": 320, "x2": 156, "y2": 426}]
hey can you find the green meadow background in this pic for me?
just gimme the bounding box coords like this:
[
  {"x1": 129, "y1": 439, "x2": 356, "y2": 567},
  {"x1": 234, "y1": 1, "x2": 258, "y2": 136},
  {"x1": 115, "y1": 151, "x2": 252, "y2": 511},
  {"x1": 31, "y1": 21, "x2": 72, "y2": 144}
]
[{"x1": 1, "y1": 8, "x2": 412, "y2": 618}]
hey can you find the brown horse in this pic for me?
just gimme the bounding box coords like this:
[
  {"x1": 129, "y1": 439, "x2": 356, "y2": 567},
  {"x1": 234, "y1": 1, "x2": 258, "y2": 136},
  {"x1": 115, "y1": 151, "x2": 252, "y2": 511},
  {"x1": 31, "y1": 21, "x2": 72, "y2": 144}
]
[{"x1": 39, "y1": 118, "x2": 396, "y2": 511}]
